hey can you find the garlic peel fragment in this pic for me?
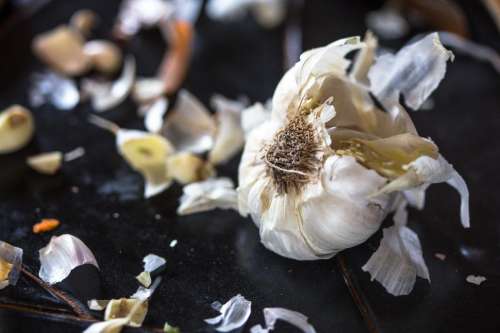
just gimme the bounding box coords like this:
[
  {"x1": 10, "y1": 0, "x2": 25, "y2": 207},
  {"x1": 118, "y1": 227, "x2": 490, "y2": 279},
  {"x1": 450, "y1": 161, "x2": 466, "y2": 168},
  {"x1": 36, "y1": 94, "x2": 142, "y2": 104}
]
[
  {"x1": 133, "y1": 78, "x2": 165, "y2": 104},
  {"x1": 204, "y1": 294, "x2": 251, "y2": 332},
  {"x1": 39, "y1": 234, "x2": 99, "y2": 285},
  {"x1": 0, "y1": 105, "x2": 35, "y2": 154},
  {"x1": 0, "y1": 241, "x2": 23, "y2": 289},
  {"x1": 177, "y1": 178, "x2": 238, "y2": 215},
  {"x1": 143, "y1": 97, "x2": 169, "y2": 132},
  {"x1": 362, "y1": 225, "x2": 429, "y2": 296},
  {"x1": 251, "y1": 307, "x2": 317, "y2": 333},
  {"x1": 368, "y1": 33, "x2": 453, "y2": 110},
  {"x1": 27, "y1": 151, "x2": 63, "y2": 175}
]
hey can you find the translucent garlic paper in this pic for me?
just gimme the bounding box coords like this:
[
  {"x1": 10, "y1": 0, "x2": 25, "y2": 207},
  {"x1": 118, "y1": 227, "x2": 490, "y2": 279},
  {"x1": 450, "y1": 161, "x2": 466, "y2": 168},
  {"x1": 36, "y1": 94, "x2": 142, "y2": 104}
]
[
  {"x1": 177, "y1": 178, "x2": 238, "y2": 215},
  {"x1": 0, "y1": 241, "x2": 23, "y2": 290},
  {"x1": 204, "y1": 294, "x2": 252, "y2": 332},
  {"x1": 238, "y1": 33, "x2": 470, "y2": 294},
  {"x1": 251, "y1": 307, "x2": 317, "y2": 333}
]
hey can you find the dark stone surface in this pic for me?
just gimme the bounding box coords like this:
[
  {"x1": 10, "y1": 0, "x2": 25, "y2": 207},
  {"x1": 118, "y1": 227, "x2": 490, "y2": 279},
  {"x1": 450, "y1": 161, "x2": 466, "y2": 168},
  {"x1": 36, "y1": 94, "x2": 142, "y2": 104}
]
[{"x1": 0, "y1": 0, "x2": 499, "y2": 332}]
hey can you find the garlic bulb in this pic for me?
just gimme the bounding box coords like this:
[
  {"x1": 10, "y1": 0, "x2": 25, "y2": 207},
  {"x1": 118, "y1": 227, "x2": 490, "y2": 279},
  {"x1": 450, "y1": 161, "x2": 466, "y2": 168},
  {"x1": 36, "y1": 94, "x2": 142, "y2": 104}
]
[
  {"x1": 0, "y1": 105, "x2": 35, "y2": 154},
  {"x1": 238, "y1": 33, "x2": 469, "y2": 263}
]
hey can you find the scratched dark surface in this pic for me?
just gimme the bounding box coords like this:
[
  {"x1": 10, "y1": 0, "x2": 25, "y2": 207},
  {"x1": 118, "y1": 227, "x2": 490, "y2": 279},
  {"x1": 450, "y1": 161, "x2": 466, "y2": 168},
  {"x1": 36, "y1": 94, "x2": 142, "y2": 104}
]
[{"x1": 0, "y1": 0, "x2": 499, "y2": 332}]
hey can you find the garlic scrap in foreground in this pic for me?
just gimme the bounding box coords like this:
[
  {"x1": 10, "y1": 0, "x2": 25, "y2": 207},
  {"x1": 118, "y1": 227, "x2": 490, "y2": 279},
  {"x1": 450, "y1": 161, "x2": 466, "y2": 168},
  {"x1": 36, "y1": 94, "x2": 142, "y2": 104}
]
[
  {"x1": 27, "y1": 151, "x2": 63, "y2": 175},
  {"x1": 83, "y1": 40, "x2": 123, "y2": 75},
  {"x1": 0, "y1": 241, "x2": 23, "y2": 290},
  {"x1": 0, "y1": 105, "x2": 35, "y2": 154},
  {"x1": 167, "y1": 152, "x2": 215, "y2": 185},
  {"x1": 39, "y1": 234, "x2": 99, "y2": 285},
  {"x1": 136, "y1": 254, "x2": 166, "y2": 287},
  {"x1": 177, "y1": 178, "x2": 238, "y2": 215},
  {"x1": 362, "y1": 225, "x2": 430, "y2": 296},
  {"x1": 251, "y1": 307, "x2": 317, "y2": 333},
  {"x1": 204, "y1": 294, "x2": 251, "y2": 332}
]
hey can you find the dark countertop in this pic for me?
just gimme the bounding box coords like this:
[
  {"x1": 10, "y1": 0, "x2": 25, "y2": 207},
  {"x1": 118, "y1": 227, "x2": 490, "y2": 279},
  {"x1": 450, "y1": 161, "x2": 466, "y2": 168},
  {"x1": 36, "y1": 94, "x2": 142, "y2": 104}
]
[{"x1": 0, "y1": 0, "x2": 499, "y2": 332}]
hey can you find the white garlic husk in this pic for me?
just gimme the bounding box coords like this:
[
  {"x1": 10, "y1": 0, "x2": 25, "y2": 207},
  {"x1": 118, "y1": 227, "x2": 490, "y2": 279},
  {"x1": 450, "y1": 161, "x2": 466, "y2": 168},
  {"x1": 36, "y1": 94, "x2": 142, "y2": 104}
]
[
  {"x1": 0, "y1": 105, "x2": 35, "y2": 154},
  {"x1": 238, "y1": 33, "x2": 468, "y2": 262},
  {"x1": 0, "y1": 241, "x2": 23, "y2": 290}
]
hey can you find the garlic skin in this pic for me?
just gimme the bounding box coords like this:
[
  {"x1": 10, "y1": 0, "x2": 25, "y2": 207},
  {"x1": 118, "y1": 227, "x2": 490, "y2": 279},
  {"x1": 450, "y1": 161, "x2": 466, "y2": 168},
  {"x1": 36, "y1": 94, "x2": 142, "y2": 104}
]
[
  {"x1": 238, "y1": 33, "x2": 467, "y2": 264},
  {"x1": 0, "y1": 105, "x2": 35, "y2": 154},
  {"x1": 0, "y1": 241, "x2": 23, "y2": 290}
]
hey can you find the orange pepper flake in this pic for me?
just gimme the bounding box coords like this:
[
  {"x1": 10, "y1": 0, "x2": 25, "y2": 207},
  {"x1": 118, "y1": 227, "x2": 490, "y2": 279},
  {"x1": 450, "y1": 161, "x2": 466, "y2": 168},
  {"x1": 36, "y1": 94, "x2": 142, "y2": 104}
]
[{"x1": 33, "y1": 218, "x2": 60, "y2": 234}]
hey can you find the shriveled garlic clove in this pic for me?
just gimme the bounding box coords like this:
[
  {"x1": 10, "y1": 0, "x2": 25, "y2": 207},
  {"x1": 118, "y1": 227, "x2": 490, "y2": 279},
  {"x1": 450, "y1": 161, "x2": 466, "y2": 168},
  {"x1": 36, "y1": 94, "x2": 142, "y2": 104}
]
[
  {"x1": 0, "y1": 105, "x2": 35, "y2": 154},
  {"x1": 208, "y1": 94, "x2": 247, "y2": 165},
  {"x1": 251, "y1": 307, "x2": 317, "y2": 333},
  {"x1": 133, "y1": 78, "x2": 165, "y2": 104},
  {"x1": 177, "y1": 178, "x2": 238, "y2": 215},
  {"x1": 0, "y1": 241, "x2": 23, "y2": 290},
  {"x1": 160, "y1": 90, "x2": 217, "y2": 154},
  {"x1": 167, "y1": 152, "x2": 215, "y2": 185},
  {"x1": 362, "y1": 225, "x2": 430, "y2": 296},
  {"x1": 83, "y1": 56, "x2": 136, "y2": 111},
  {"x1": 39, "y1": 234, "x2": 99, "y2": 285},
  {"x1": 32, "y1": 26, "x2": 92, "y2": 76},
  {"x1": 27, "y1": 151, "x2": 63, "y2": 175},
  {"x1": 70, "y1": 9, "x2": 99, "y2": 37},
  {"x1": 83, "y1": 40, "x2": 123, "y2": 75},
  {"x1": 88, "y1": 299, "x2": 110, "y2": 311},
  {"x1": 204, "y1": 294, "x2": 252, "y2": 332}
]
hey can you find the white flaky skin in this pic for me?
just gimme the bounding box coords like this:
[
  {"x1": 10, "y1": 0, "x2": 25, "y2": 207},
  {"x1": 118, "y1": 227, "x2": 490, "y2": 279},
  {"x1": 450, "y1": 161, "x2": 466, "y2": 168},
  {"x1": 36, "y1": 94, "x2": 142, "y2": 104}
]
[{"x1": 238, "y1": 33, "x2": 467, "y2": 263}]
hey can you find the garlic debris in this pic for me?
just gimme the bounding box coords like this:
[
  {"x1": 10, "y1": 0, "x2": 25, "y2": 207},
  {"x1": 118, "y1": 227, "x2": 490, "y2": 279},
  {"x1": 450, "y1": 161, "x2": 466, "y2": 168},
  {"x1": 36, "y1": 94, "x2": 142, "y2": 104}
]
[
  {"x1": 0, "y1": 241, "x2": 23, "y2": 290},
  {"x1": 167, "y1": 152, "x2": 215, "y2": 184},
  {"x1": 32, "y1": 26, "x2": 92, "y2": 76},
  {"x1": 39, "y1": 234, "x2": 99, "y2": 285},
  {"x1": 177, "y1": 178, "x2": 238, "y2": 215},
  {"x1": 70, "y1": 9, "x2": 99, "y2": 37},
  {"x1": 135, "y1": 254, "x2": 166, "y2": 287},
  {"x1": 133, "y1": 78, "x2": 165, "y2": 104},
  {"x1": 89, "y1": 115, "x2": 174, "y2": 198},
  {"x1": 0, "y1": 105, "x2": 35, "y2": 154},
  {"x1": 238, "y1": 33, "x2": 469, "y2": 294},
  {"x1": 27, "y1": 151, "x2": 63, "y2": 175},
  {"x1": 208, "y1": 94, "x2": 247, "y2": 165},
  {"x1": 205, "y1": 294, "x2": 252, "y2": 332},
  {"x1": 251, "y1": 307, "x2": 317, "y2": 333},
  {"x1": 83, "y1": 40, "x2": 123, "y2": 75}
]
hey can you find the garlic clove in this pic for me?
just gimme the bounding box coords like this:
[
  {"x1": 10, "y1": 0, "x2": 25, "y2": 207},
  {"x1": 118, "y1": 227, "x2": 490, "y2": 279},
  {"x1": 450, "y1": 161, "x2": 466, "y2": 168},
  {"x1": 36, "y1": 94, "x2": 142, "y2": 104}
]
[
  {"x1": 27, "y1": 151, "x2": 63, "y2": 175},
  {"x1": 177, "y1": 178, "x2": 238, "y2": 215},
  {"x1": 160, "y1": 90, "x2": 217, "y2": 154},
  {"x1": 70, "y1": 9, "x2": 99, "y2": 37},
  {"x1": 39, "y1": 234, "x2": 99, "y2": 285},
  {"x1": 208, "y1": 94, "x2": 247, "y2": 165},
  {"x1": 204, "y1": 294, "x2": 252, "y2": 332},
  {"x1": 83, "y1": 40, "x2": 123, "y2": 75},
  {"x1": 251, "y1": 307, "x2": 317, "y2": 333},
  {"x1": 368, "y1": 32, "x2": 453, "y2": 110},
  {"x1": 143, "y1": 97, "x2": 168, "y2": 132},
  {"x1": 83, "y1": 56, "x2": 136, "y2": 111},
  {"x1": 167, "y1": 152, "x2": 215, "y2": 184},
  {"x1": 362, "y1": 225, "x2": 430, "y2": 296},
  {"x1": 0, "y1": 241, "x2": 23, "y2": 290},
  {"x1": 32, "y1": 26, "x2": 92, "y2": 76},
  {"x1": 0, "y1": 105, "x2": 35, "y2": 154},
  {"x1": 133, "y1": 78, "x2": 165, "y2": 104}
]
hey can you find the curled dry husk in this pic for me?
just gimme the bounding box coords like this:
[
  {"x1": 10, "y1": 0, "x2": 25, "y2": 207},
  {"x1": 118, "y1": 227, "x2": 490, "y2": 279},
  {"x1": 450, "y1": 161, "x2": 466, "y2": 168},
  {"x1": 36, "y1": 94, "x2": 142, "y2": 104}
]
[
  {"x1": 238, "y1": 33, "x2": 469, "y2": 294},
  {"x1": 0, "y1": 241, "x2": 23, "y2": 290},
  {"x1": 208, "y1": 95, "x2": 247, "y2": 165},
  {"x1": 167, "y1": 152, "x2": 215, "y2": 185},
  {"x1": 0, "y1": 105, "x2": 35, "y2": 154},
  {"x1": 204, "y1": 294, "x2": 252, "y2": 332},
  {"x1": 251, "y1": 308, "x2": 317, "y2": 333},
  {"x1": 83, "y1": 40, "x2": 123, "y2": 75},
  {"x1": 39, "y1": 234, "x2": 99, "y2": 285},
  {"x1": 89, "y1": 115, "x2": 174, "y2": 198},
  {"x1": 32, "y1": 25, "x2": 92, "y2": 76},
  {"x1": 70, "y1": 9, "x2": 99, "y2": 37},
  {"x1": 178, "y1": 178, "x2": 238, "y2": 215},
  {"x1": 82, "y1": 56, "x2": 136, "y2": 111},
  {"x1": 160, "y1": 90, "x2": 217, "y2": 154}
]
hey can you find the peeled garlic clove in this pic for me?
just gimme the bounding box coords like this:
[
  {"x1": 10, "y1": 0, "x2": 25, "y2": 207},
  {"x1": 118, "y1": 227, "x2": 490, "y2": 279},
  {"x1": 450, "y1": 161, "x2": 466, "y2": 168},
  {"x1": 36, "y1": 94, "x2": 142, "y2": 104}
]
[
  {"x1": 143, "y1": 97, "x2": 168, "y2": 132},
  {"x1": 133, "y1": 78, "x2": 165, "y2": 104},
  {"x1": 84, "y1": 40, "x2": 123, "y2": 75},
  {"x1": 208, "y1": 94, "x2": 247, "y2": 165},
  {"x1": 0, "y1": 105, "x2": 35, "y2": 154},
  {"x1": 204, "y1": 294, "x2": 252, "y2": 332},
  {"x1": 70, "y1": 9, "x2": 99, "y2": 37},
  {"x1": 0, "y1": 241, "x2": 23, "y2": 290},
  {"x1": 362, "y1": 225, "x2": 430, "y2": 296},
  {"x1": 32, "y1": 26, "x2": 92, "y2": 76},
  {"x1": 251, "y1": 307, "x2": 317, "y2": 333},
  {"x1": 39, "y1": 234, "x2": 99, "y2": 285},
  {"x1": 368, "y1": 33, "x2": 453, "y2": 110},
  {"x1": 27, "y1": 151, "x2": 63, "y2": 175},
  {"x1": 167, "y1": 152, "x2": 214, "y2": 184},
  {"x1": 161, "y1": 90, "x2": 217, "y2": 154},
  {"x1": 177, "y1": 178, "x2": 238, "y2": 215}
]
